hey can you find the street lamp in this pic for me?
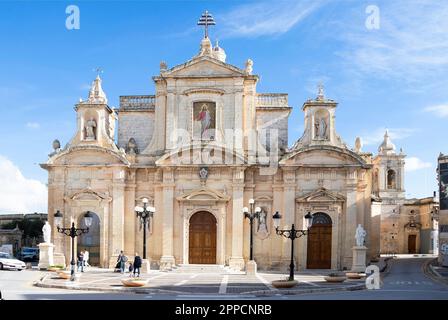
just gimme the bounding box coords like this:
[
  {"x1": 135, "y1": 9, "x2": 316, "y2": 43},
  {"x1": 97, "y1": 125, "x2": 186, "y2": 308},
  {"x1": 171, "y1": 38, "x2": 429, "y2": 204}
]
[
  {"x1": 134, "y1": 198, "x2": 155, "y2": 260},
  {"x1": 272, "y1": 211, "x2": 313, "y2": 281},
  {"x1": 243, "y1": 198, "x2": 261, "y2": 261},
  {"x1": 54, "y1": 210, "x2": 92, "y2": 281}
]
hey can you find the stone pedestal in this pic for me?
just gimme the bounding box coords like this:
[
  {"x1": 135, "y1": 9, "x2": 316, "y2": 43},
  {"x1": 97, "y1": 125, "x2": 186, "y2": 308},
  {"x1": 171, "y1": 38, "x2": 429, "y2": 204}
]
[
  {"x1": 246, "y1": 260, "x2": 257, "y2": 275},
  {"x1": 38, "y1": 243, "x2": 54, "y2": 270},
  {"x1": 159, "y1": 255, "x2": 175, "y2": 271},
  {"x1": 351, "y1": 246, "x2": 367, "y2": 272},
  {"x1": 141, "y1": 259, "x2": 151, "y2": 273},
  {"x1": 229, "y1": 257, "x2": 245, "y2": 271}
]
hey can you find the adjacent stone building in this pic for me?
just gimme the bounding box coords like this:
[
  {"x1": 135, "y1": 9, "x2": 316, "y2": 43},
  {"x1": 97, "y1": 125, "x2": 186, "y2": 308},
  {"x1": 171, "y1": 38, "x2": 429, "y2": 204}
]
[
  {"x1": 438, "y1": 153, "x2": 448, "y2": 265},
  {"x1": 42, "y1": 31, "x2": 426, "y2": 271}
]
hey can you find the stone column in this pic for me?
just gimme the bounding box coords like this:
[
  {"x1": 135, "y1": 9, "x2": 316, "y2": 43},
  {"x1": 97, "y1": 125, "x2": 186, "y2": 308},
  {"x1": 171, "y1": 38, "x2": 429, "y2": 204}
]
[
  {"x1": 165, "y1": 90, "x2": 176, "y2": 150},
  {"x1": 108, "y1": 169, "x2": 126, "y2": 268},
  {"x1": 282, "y1": 169, "x2": 296, "y2": 266},
  {"x1": 124, "y1": 171, "x2": 136, "y2": 258},
  {"x1": 160, "y1": 168, "x2": 175, "y2": 270},
  {"x1": 344, "y1": 169, "x2": 358, "y2": 269},
  {"x1": 229, "y1": 168, "x2": 245, "y2": 270}
]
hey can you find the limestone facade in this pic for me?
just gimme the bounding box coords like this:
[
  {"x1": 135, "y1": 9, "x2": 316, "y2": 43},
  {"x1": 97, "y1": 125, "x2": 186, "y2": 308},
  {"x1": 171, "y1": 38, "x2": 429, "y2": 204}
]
[{"x1": 42, "y1": 36, "x2": 416, "y2": 271}]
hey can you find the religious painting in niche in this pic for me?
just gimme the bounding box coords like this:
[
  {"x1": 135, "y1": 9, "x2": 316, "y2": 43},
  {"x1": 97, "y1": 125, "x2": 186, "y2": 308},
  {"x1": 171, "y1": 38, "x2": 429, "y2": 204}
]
[
  {"x1": 193, "y1": 101, "x2": 216, "y2": 140},
  {"x1": 440, "y1": 163, "x2": 448, "y2": 210},
  {"x1": 314, "y1": 109, "x2": 329, "y2": 140}
]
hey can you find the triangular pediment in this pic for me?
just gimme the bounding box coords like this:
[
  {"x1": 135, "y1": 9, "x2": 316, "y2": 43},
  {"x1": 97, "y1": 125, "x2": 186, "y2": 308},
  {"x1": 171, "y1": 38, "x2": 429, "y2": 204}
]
[
  {"x1": 177, "y1": 187, "x2": 230, "y2": 202},
  {"x1": 296, "y1": 187, "x2": 345, "y2": 203},
  {"x1": 163, "y1": 56, "x2": 246, "y2": 78}
]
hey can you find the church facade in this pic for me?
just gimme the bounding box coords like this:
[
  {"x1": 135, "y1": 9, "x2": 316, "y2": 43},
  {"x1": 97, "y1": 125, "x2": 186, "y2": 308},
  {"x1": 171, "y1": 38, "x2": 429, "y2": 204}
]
[{"x1": 42, "y1": 32, "x2": 414, "y2": 271}]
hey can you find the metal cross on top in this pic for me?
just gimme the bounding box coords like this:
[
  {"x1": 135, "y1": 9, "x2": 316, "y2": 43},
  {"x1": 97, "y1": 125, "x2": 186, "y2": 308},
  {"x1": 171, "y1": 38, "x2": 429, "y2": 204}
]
[
  {"x1": 94, "y1": 67, "x2": 103, "y2": 77},
  {"x1": 197, "y1": 10, "x2": 216, "y2": 39}
]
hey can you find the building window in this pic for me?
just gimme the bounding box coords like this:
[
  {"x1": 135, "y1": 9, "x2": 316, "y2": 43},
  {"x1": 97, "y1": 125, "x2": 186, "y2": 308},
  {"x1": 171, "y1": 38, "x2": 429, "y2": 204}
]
[{"x1": 387, "y1": 169, "x2": 396, "y2": 189}]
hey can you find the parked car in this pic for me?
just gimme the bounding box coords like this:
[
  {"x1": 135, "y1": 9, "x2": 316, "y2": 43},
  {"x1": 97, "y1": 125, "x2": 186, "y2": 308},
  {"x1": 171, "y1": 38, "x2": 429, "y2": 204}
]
[
  {"x1": 19, "y1": 247, "x2": 39, "y2": 261},
  {"x1": 0, "y1": 252, "x2": 26, "y2": 270}
]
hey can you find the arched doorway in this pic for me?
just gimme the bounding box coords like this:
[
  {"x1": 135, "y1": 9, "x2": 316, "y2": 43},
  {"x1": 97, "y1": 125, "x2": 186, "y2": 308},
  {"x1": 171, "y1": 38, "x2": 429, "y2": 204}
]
[
  {"x1": 189, "y1": 211, "x2": 217, "y2": 264},
  {"x1": 307, "y1": 212, "x2": 332, "y2": 269},
  {"x1": 77, "y1": 212, "x2": 100, "y2": 266}
]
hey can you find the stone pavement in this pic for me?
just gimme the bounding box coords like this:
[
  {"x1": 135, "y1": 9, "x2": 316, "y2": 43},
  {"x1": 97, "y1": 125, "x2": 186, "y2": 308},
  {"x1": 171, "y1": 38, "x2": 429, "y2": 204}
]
[{"x1": 35, "y1": 267, "x2": 365, "y2": 297}]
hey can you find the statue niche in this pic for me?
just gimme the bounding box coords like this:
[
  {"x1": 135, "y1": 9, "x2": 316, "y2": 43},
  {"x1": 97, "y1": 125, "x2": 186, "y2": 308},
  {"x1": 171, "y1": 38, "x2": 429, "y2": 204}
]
[
  {"x1": 313, "y1": 110, "x2": 329, "y2": 140},
  {"x1": 84, "y1": 117, "x2": 97, "y2": 141}
]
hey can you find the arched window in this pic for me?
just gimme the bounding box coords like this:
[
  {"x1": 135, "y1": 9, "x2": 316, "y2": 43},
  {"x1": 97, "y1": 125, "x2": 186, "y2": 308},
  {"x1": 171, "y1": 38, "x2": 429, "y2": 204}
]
[{"x1": 387, "y1": 169, "x2": 396, "y2": 189}]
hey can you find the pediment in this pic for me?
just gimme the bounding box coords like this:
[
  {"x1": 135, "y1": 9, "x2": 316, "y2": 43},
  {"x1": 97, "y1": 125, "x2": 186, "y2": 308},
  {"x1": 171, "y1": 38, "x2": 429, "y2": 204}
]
[
  {"x1": 67, "y1": 188, "x2": 112, "y2": 202},
  {"x1": 280, "y1": 146, "x2": 368, "y2": 168},
  {"x1": 177, "y1": 187, "x2": 230, "y2": 202},
  {"x1": 296, "y1": 187, "x2": 345, "y2": 203},
  {"x1": 163, "y1": 56, "x2": 246, "y2": 78},
  {"x1": 49, "y1": 146, "x2": 129, "y2": 166}
]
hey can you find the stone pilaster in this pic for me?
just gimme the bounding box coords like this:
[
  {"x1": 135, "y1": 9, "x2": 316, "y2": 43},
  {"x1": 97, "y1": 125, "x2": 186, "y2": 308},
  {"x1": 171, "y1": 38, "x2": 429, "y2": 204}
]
[
  {"x1": 108, "y1": 169, "x2": 126, "y2": 268},
  {"x1": 160, "y1": 168, "x2": 175, "y2": 270},
  {"x1": 229, "y1": 167, "x2": 245, "y2": 270}
]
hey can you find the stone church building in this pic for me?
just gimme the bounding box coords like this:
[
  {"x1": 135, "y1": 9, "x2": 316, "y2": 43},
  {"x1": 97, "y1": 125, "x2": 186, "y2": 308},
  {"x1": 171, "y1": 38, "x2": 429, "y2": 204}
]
[{"x1": 42, "y1": 32, "x2": 414, "y2": 271}]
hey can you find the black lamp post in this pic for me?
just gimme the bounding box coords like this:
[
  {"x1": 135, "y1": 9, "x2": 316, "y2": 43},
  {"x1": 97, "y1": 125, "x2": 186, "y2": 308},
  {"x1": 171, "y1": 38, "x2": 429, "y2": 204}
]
[
  {"x1": 134, "y1": 198, "x2": 155, "y2": 260},
  {"x1": 243, "y1": 199, "x2": 261, "y2": 261},
  {"x1": 54, "y1": 210, "x2": 92, "y2": 281},
  {"x1": 272, "y1": 211, "x2": 313, "y2": 281}
]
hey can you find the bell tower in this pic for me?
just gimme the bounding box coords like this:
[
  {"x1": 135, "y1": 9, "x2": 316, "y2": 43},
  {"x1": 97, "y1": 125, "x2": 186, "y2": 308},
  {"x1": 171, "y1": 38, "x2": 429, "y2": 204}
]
[
  {"x1": 292, "y1": 84, "x2": 346, "y2": 149},
  {"x1": 70, "y1": 75, "x2": 117, "y2": 149},
  {"x1": 373, "y1": 130, "x2": 406, "y2": 200}
]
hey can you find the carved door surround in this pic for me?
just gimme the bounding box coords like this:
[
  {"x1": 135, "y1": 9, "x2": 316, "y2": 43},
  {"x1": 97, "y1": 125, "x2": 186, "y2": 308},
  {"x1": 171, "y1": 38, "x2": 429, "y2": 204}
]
[
  {"x1": 296, "y1": 187, "x2": 345, "y2": 270},
  {"x1": 177, "y1": 187, "x2": 230, "y2": 265},
  {"x1": 63, "y1": 188, "x2": 112, "y2": 268}
]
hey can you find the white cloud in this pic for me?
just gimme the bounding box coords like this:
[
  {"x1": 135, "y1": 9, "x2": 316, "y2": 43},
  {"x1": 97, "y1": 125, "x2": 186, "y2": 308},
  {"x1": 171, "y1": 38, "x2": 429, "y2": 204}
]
[
  {"x1": 405, "y1": 157, "x2": 432, "y2": 172},
  {"x1": 424, "y1": 103, "x2": 448, "y2": 118},
  {"x1": 217, "y1": 0, "x2": 325, "y2": 38},
  {"x1": 361, "y1": 127, "x2": 415, "y2": 146},
  {"x1": 0, "y1": 156, "x2": 47, "y2": 213},
  {"x1": 26, "y1": 122, "x2": 40, "y2": 129},
  {"x1": 339, "y1": 2, "x2": 448, "y2": 81}
]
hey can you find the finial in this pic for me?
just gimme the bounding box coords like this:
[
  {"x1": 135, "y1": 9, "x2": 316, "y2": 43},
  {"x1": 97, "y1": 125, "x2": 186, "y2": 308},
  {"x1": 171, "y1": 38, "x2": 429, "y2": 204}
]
[
  {"x1": 197, "y1": 10, "x2": 216, "y2": 38},
  {"x1": 317, "y1": 82, "x2": 325, "y2": 100},
  {"x1": 245, "y1": 59, "x2": 253, "y2": 74},
  {"x1": 354, "y1": 137, "x2": 363, "y2": 153},
  {"x1": 160, "y1": 61, "x2": 167, "y2": 73},
  {"x1": 94, "y1": 67, "x2": 103, "y2": 78}
]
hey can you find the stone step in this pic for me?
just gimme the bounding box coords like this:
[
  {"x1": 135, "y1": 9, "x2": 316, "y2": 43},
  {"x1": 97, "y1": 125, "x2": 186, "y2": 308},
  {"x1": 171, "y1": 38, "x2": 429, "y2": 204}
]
[{"x1": 170, "y1": 264, "x2": 233, "y2": 274}]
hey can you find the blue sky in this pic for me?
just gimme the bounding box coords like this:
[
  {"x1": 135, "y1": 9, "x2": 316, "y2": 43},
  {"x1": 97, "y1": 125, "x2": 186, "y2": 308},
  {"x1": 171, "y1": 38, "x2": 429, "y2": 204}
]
[{"x1": 0, "y1": 0, "x2": 447, "y2": 213}]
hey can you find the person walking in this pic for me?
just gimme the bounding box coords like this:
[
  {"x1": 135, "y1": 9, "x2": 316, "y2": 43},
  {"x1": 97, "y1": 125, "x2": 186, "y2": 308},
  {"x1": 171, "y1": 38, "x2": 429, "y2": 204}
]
[
  {"x1": 133, "y1": 253, "x2": 142, "y2": 278},
  {"x1": 83, "y1": 249, "x2": 90, "y2": 268},
  {"x1": 117, "y1": 250, "x2": 127, "y2": 274},
  {"x1": 77, "y1": 250, "x2": 84, "y2": 272}
]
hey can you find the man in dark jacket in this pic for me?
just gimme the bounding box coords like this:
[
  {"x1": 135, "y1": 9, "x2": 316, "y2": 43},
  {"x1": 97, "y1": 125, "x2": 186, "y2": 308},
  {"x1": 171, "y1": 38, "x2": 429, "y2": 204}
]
[
  {"x1": 117, "y1": 250, "x2": 127, "y2": 274},
  {"x1": 133, "y1": 253, "x2": 142, "y2": 277}
]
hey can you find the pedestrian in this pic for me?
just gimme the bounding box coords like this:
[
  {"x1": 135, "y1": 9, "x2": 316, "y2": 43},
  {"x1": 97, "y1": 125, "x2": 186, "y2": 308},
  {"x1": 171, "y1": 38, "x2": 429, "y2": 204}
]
[
  {"x1": 128, "y1": 261, "x2": 134, "y2": 277},
  {"x1": 83, "y1": 249, "x2": 90, "y2": 267},
  {"x1": 133, "y1": 252, "x2": 142, "y2": 278},
  {"x1": 77, "y1": 250, "x2": 84, "y2": 272},
  {"x1": 117, "y1": 250, "x2": 127, "y2": 274}
]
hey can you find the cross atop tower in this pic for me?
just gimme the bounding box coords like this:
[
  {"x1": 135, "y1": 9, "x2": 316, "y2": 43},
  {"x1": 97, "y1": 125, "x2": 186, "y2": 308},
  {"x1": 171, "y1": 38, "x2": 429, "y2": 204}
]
[
  {"x1": 94, "y1": 67, "x2": 103, "y2": 77},
  {"x1": 197, "y1": 10, "x2": 216, "y2": 39}
]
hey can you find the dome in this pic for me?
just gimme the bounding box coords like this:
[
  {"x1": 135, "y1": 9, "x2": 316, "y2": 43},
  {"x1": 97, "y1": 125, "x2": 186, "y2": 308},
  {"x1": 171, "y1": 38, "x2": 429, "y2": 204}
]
[{"x1": 378, "y1": 130, "x2": 396, "y2": 154}]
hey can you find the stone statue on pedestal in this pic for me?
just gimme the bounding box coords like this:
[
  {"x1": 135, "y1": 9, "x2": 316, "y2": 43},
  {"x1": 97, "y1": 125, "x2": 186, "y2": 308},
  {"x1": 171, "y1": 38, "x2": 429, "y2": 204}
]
[
  {"x1": 42, "y1": 221, "x2": 51, "y2": 244},
  {"x1": 355, "y1": 224, "x2": 366, "y2": 246}
]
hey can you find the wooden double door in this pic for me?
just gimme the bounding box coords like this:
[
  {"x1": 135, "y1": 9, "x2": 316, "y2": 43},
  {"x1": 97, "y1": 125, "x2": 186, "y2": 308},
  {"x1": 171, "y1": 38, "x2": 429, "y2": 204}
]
[
  {"x1": 307, "y1": 213, "x2": 332, "y2": 269},
  {"x1": 408, "y1": 235, "x2": 417, "y2": 254},
  {"x1": 189, "y1": 212, "x2": 217, "y2": 264}
]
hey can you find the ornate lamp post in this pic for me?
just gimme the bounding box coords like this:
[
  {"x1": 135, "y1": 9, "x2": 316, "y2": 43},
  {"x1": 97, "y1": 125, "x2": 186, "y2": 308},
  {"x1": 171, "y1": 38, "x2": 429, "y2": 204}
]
[
  {"x1": 272, "y1": 211, "x2": 313, "y2": 281},
  {"x1": 54, "y1": 210, "x2": 93, "y2": 281},
  {"x1": 134, "y1": 198, "x2": 155, "y2": 260},
  {"x1": 243, "y1": 199, "x2": 262, "y2": 261}
]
